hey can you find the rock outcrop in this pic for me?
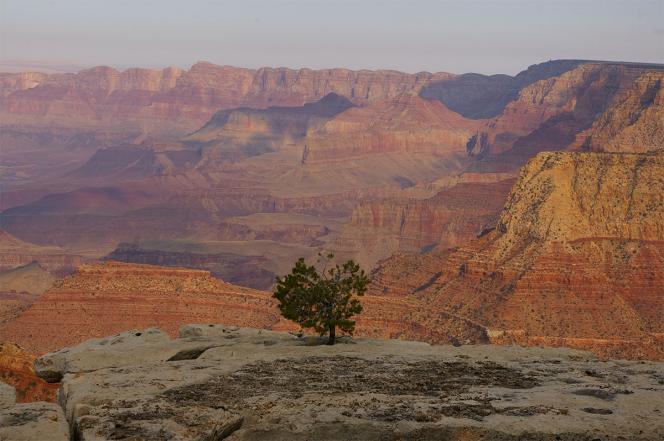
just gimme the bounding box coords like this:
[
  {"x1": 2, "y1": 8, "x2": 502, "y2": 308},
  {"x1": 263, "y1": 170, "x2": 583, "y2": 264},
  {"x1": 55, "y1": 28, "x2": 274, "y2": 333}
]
[
  {"x1": 0, "y1": 342, "x2": 58, "y2": 402},
  {"x1": 15, "y1": 325, "x2": 664, "y2": 440},
  {"x1": 0, "y1": 362, "x2": 67, "y2": 440},
  {"x1": 372, "y1": 150, "x2": 664, "y2": 360},
  {"x1": 0, "y1": 261, "x2": 280, "y2": 354},
  {"x1": 0, "y1": 400, "x2": 69, "y2": 441}
]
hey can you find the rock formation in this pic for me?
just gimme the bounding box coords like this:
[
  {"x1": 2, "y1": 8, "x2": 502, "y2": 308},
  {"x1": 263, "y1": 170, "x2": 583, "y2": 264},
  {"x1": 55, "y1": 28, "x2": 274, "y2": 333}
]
[
  {"x1": 467, "y1": 62, "x2": 664, "y2": 167},
  {"x1": 6, "y1": 325, "x2": 664, "y2": 440},
  {"x1": 304, "y1": 95, "x2": 480, "y2": 161},
  {"x1": 420, "y1": 59, "x2": 585, "y2": 118},
  {"x1": 0, "y1": 392, "x2": 69, "y2": 441},
  {"x1": 2, "y1": 154, "x2": 662, "y2": 361},
  {"x1": 0, "y1": 262, "x2": 56, "y2": 295},
  {"x1": 106, "y1": 243, "x2": 277, "y2": 290},
  {"x1": 0, "y1": 342, "x2": 57, "y2": 403},
  {"x1": 333, "y1": 178, "x2": 515, "y2": 268},
  {"x1": 0, "y1": 260, "x2": 486, "y2": 354},
  {"x1": 0, "y1": 261, "x2": 280, "y2": 354},
  {"x1": 0, "y1": 62, "x2": 451, "y2": 139},
  {"x1": 187, "y1": 92, "x2": 354, "y2": 162},
  {"x1": 3, "y1": 60, "x2": 662, "y2": 286},
  {"x1": 1, "y1": 59, "x2": 663, "y2": 358},
  {"x1": 0, "y1": 229, "x2": 85, "y2": 276},
  {"x1": 372, "y1": 150, "x2": 664, "y2": 360},
  {"x1": 586, "y1": 70, "x2": 663, "y2": 152}
]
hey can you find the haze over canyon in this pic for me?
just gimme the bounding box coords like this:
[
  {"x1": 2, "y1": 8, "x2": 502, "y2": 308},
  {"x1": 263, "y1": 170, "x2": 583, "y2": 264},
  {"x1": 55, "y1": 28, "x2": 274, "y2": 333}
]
[
  {"x1": 0, "y1": 57, "x2": 663, "y2": 438},
  {"x1": 0, "y1": 57, "x2": 663, "y2": 354}
]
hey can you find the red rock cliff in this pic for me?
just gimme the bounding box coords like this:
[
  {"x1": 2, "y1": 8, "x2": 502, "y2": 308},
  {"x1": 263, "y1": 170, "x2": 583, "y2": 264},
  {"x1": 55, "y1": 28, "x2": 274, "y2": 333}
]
[
  {"x1": 0, "y1": 63, "x2": 452, "y2": 138},
  {"x1": 372, "y1": 150, "x2": 664, "y2": 360}
]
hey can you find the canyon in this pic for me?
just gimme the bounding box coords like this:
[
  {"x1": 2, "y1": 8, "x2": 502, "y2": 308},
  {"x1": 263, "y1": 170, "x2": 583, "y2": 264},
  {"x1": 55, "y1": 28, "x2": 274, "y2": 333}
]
[
  {"x1": 1, "y1": 150, "x2": 661, "y2": 361},
  {"x1": 371, "y1": 150, "x2": 664, "y2": 360},
  {"x1": 0, "y1": 58, "x2": 663, "y2": 441},
  {"x1": 0, "y1": 59, "x2": 663, "y2": 366},
  {"x1": 0, "y1": 260, "x2": 480, "y2": 355}
]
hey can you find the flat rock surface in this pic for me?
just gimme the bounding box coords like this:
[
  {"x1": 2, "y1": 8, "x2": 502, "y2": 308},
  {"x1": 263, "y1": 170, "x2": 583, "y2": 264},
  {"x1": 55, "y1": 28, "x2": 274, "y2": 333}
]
[
  {"x1": 35, "y1": 325, "x2": 664, "y2": 440},
  {"x1": 0, "y1": 382, "x2": 15, "y2": 409},
  {"x1": 34, "y1": 327, "x2": 226, "y2": 382},
  {"x1": 0, "y1": 401, "x2": 69, "y2": 441}
]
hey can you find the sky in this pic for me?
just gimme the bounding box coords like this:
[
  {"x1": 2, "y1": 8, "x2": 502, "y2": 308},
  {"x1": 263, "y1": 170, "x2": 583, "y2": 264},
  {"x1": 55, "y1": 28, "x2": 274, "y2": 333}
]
[{"x1": 1, "y1": 0, "x2": 662, "y2": 75}]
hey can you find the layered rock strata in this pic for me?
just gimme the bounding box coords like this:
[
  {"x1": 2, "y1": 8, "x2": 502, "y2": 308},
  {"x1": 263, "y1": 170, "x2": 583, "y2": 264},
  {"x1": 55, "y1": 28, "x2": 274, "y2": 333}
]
[
  {"x1": 467, "y1": 62, "x2": 664, "y2": 168},
  {"x1": 304, "y1": 95, "x2": 480, "y2": 161},
  {"x1": 0, "y1": 229, "x2": 85, "y2": 276},
  {"x1": 0, "y1": 260, "x2": 485, "y2": 354},
  {"x1": 340, "y1": 179, "x2": 515, "y2": 259},
  {"x1": 372, "y1": 150, "x2": 664, "y2": 360},
  {"x1": 0, "y1": 63, "x2": 452, "y2": 138},
  {"x1": 0, "y1": 261, "x2": 280, "y2": 354}
]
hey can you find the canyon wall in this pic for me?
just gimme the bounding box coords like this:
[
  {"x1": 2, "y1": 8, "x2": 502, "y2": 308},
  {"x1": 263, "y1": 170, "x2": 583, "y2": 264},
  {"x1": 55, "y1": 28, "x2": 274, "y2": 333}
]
[
  {"x1": 304, "y1": 95, "x2": 480, "y2": 161},
  {"x1": 0, "y1": 63, "x2": 452, "y2": 138},
  {"x1": 348, "y1": 179, "x2": 515, "y2": 250},
  {"x1": 0, "y1": 229, "x2": 86, "y2": 275},
  {"x1": 466, "y1": 62, "x2": 664, "y2": 168},
  {"x1": 0, "y1": 261, "x2": 281, "y2": 353},
  {"x1": 586, "y1": 70, "x2": 663, "y2": 152},
  {"x1": 371, "y1": 150, "x2": 664, "y2": 360},
  {"x1": 0, "y1": 261, "x2": 485, "y2": 355}
]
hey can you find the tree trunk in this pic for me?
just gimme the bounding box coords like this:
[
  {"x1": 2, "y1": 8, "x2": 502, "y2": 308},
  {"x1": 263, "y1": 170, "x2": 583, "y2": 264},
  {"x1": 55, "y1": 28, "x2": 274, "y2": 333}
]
[{"x1": 327, "y1": 325, "x2": 336, "y2": 345}]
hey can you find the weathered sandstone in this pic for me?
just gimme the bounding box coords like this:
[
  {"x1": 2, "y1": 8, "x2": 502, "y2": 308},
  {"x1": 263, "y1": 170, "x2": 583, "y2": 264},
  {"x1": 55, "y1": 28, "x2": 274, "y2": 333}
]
[
  {"x1": 372, "y1": 150, "x2": 664, "y2": 360},
  {"x1": 586, "y1": 70, "x2": 663, "y2": 152},
  {"x1": 19, "y1": 326, "x2": 664, "y2": 440},
  {"x1": 0, "y1": 342, "x2": 57, "y2": 403},
  {"x1": 0, "y1": 401, "x2": 69, "y2": 441}
]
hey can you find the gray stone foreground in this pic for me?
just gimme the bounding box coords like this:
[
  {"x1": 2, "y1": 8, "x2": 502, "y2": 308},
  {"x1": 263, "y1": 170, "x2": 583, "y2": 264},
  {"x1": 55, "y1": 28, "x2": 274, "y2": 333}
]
[
  {"x1": 0, "y1": 383, "x2": 69, "y2": 441},
  {"x1": 6, "y1": 324, "x2": 664, "y2": 440}
]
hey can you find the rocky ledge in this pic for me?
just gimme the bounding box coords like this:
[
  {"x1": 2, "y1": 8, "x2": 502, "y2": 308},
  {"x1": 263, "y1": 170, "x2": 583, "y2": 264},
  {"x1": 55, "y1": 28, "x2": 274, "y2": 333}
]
[{"x1": 5, "y1": 325, "x2": 664, "y2": 440}]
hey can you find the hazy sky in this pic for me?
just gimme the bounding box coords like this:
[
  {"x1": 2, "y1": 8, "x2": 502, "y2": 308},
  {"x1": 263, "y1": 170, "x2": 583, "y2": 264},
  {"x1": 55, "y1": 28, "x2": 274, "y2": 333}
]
[{"x1": 1, "y1": 0, "x2": 662, "y2": 74}]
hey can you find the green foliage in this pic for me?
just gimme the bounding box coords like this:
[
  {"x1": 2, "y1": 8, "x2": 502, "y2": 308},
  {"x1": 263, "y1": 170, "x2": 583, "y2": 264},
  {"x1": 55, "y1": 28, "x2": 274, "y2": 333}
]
[{"x1": 273, "y1": 253, "x2": 369, "y2": 344}]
